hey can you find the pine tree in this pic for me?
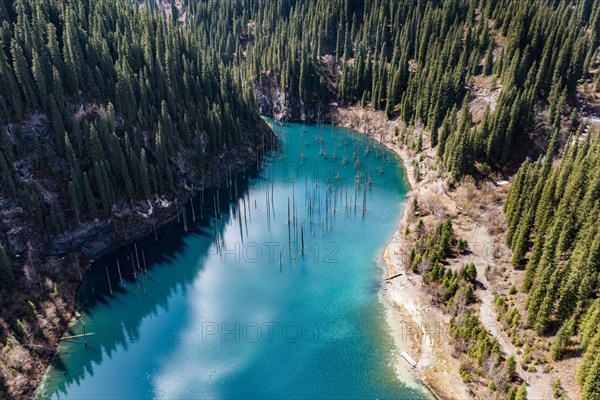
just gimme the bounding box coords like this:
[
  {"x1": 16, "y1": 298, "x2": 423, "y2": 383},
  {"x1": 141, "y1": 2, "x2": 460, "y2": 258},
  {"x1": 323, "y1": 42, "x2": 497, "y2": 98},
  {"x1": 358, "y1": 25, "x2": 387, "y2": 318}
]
[
  {"x1": 68, "y1": 180, "x2": 81, "y2": 224},
  {"x1": 10, "y1": 39, "x2": 37, "y2": 110},
  {"x1": 515, "y1": 383, "x2": 527, "y2": 400},
  {"x1": 82, "y1": 172, "x2": 97, "y2": 219},
  {"x1": 0, "y1": 244, "x2": 14, "y2": 289},
  {"x1": 506, "y1": 355, "x2": 517, "y2": 382},
  {"x1": 582, "y1": 356, "x2": 600, "y2": 400},
  {"x1": 31, "y1": 50, "x2": 49, "y2": 110},
  {"x1": 581, "y1": 299, "x2": 600, "y2": 352},
  {"x1": 139, "y1": 150, "x2": 151, "y2": 199},
  {"x1": 551, "y1": 318, "x2": 574, "y2": 360},
  {"x1": 483, "y1": 41, "x2": 494, "y2": 76}
]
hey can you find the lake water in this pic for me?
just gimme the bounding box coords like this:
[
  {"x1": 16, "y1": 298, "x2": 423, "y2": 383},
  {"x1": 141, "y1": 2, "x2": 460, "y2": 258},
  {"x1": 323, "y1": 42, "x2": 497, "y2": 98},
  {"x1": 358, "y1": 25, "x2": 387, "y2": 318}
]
[{"x1": 37, "y1": 121, "x2": 429, "y2": 399}]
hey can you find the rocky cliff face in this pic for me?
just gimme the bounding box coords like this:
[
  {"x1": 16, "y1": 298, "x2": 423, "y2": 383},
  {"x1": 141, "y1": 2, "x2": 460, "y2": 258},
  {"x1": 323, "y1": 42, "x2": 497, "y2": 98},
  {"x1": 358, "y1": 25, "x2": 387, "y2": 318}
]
[
  {"x1": 48, "y1": 144, "x2": 264, "y2": 261},
  {"x1": 0, "y1": 114, "x2": 273, "y2": 262},
  {"x1": 251, "y1": 75, "x2": 335, "y2": 124}
]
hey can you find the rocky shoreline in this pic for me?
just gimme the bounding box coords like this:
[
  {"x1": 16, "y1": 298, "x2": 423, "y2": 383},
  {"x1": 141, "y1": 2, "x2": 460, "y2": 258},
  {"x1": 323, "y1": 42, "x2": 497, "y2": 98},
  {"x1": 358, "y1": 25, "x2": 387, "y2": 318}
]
[{"x1": 51, "y1": 140, "x2": 272, "y2": 262}]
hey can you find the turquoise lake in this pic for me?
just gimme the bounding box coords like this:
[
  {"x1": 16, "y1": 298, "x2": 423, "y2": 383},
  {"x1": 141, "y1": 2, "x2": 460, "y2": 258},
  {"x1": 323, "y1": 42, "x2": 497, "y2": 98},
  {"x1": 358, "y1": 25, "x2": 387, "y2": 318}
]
[{"x1": 37, "y1": 121, "x2": 429, "y2": 399}]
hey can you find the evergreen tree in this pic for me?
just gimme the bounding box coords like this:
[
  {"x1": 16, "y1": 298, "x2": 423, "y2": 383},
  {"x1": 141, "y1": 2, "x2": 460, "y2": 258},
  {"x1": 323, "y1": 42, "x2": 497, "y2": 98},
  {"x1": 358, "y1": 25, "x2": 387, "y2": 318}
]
[
  {"x1": 515, "y1": 383, "x2": 527, "y2": 400},
  {"x1": 551, "y1": 318, "x2": 574, "y2": 360},
  {"x1": 582, "y1": 356, "x2": 600, "y2": 400},
  {"x1": 0, "y1": 244, "x2": 14, "y2": 289}
]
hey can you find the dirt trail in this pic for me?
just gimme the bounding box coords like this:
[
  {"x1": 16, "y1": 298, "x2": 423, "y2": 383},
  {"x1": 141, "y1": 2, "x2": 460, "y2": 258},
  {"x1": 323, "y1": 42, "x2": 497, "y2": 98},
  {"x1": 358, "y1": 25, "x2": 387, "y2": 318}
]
[
  {"x1": 450, "y1": 206, "x2": 581, "y2": 399},
  {"x1": 452, "y1": 222, "x2": 530, "y2": 381}
]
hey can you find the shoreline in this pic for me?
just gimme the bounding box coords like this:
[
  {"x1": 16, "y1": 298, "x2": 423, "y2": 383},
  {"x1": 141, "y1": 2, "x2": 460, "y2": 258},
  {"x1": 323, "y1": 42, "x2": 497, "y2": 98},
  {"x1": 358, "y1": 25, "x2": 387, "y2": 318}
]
[
  {"x1": 30, "y1": 114, "x2": 452, "y2": 400},
  {"x1": 332, "y1": 107, "x2": 472, "y2": 400}
]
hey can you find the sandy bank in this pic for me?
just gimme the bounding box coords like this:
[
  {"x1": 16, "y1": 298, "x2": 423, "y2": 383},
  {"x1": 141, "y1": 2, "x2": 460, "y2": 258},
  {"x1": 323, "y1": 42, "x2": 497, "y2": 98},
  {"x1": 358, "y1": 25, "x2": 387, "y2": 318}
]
[{"x1": 332, "y1": 107, "x2": 471, "y2": 400}]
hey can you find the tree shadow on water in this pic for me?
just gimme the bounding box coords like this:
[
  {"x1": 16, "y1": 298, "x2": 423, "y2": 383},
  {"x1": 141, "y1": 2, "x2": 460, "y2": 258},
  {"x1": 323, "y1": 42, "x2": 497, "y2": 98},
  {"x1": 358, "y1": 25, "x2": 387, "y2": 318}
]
[{"x1": 41, "y1": 166, "x2": 264, "y2": 398}]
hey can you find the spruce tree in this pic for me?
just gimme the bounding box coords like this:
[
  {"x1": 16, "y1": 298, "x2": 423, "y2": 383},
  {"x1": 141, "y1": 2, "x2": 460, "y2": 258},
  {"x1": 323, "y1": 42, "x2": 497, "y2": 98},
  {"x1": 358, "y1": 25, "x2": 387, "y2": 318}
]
[
  {"x1": 515, "y1": 383, "x2": 527, "y2": 400},
  {"x1": 0, "y1": 244, "x2": 14, "y2": 289}
]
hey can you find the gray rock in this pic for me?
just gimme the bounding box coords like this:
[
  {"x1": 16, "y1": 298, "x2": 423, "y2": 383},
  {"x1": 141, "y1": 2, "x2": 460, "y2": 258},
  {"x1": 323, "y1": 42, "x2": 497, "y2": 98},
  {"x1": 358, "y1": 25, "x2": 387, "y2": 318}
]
[
  {"x1": 7, "y1": 227, "x2": 26, "y2": 254},
  {"x1": 51, "y1": 221, "x2": 115, "y2": 259}
]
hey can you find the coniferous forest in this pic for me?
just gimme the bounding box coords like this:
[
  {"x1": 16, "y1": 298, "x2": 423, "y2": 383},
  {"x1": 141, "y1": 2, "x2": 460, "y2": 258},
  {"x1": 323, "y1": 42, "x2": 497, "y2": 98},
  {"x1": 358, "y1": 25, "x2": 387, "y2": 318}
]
[
  {"x1": 0, "y1": 0, "x2": 268, "y2": 249},
  {"x1": 1, "y1": 0, "x2": 600, "y2": 399}
]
